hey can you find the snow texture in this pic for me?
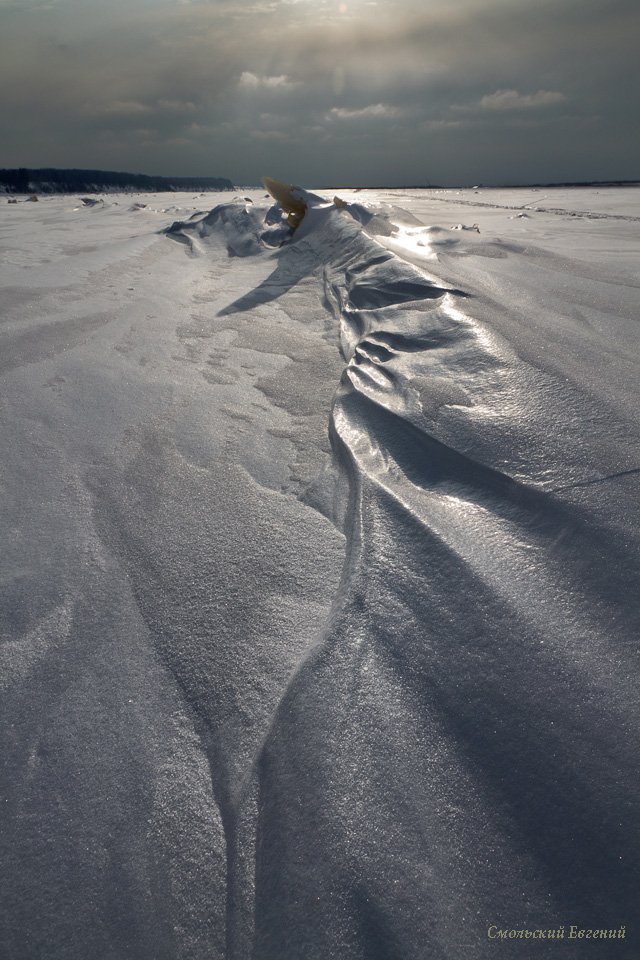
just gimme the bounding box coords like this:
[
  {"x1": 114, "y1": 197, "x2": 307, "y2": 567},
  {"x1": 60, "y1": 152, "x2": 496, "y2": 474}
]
[{"x1": 1, "y1": 186, "x2": 639, "y2": 959}]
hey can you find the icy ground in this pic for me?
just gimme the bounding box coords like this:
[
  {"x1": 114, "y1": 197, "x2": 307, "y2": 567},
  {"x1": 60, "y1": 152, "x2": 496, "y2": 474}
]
[{"x1": 1, "y1": 186, "x2": 639, "y2": 959}]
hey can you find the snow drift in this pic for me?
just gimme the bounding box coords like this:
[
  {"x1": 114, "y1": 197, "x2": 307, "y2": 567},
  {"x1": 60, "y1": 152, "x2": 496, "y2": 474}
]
[
  {"x1": 164, "y1": 187, "x2": 640, "y2": 959},
  {"x1": 2, "y1": 184, "x2": 639, "y2": 960}
]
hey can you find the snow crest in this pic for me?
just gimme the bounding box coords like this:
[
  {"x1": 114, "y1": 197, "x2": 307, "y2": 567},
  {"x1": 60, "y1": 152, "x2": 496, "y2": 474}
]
[{"x1": 164, "y1": 193, "x2": 640, "y2": 959}]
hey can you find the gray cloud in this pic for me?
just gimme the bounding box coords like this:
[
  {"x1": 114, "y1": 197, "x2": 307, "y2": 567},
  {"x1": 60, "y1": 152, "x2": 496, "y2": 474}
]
[
  {"x1": 238, "y1": 73, "x2": 297, "y2": 90},
  {"x1": 327, "y1": 104, "x2": 405, "y2": 121},
  {"x1": 479, "y1": 90, "x2": 567, "y2": 111},
  {"x1": 1, "y1": 0, "x2": 638, "y2": 185}
]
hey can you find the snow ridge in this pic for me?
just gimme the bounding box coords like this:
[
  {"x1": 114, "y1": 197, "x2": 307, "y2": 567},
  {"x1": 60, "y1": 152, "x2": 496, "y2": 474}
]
[{"x1": 165, "y1": 195, "x2": 640, "y2": 959}]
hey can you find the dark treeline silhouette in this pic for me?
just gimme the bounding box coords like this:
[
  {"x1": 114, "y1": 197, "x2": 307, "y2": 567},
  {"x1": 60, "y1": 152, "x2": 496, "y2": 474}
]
[{"x1": 0, "y1": 168, "x2": 234, "y2": 194}]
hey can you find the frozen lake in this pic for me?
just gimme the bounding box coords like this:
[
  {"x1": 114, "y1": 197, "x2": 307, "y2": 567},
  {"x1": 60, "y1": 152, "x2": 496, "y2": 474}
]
[{"x1": 1, "y1": 185, "x2": 639, "y2": 959}]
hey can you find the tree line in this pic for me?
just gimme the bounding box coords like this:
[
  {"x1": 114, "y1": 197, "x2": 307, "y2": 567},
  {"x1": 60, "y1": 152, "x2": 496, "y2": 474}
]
[{"x1": 0, "y1": 168, "x2": 234, "y2": 194}]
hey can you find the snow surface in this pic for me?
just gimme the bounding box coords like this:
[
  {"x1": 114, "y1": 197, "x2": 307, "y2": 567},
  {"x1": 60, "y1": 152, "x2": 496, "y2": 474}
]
[{"x1": 1, "y1": 186, "x2": 639, "y2": 959}]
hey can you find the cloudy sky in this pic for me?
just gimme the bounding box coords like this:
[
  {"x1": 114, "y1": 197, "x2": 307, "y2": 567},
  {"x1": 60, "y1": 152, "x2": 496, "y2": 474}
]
[{"x1": 1, "y1": 0, "x2": 638, "y2": 186}]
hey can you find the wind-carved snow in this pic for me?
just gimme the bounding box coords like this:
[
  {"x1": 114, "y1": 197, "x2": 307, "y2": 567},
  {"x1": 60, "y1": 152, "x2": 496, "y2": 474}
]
[
  {"x1": 1, "y1": 187, "x2": 639, "y2": 960},
  {"x1": 153, "y1": 191, "x2": 640, "y2": 956}
]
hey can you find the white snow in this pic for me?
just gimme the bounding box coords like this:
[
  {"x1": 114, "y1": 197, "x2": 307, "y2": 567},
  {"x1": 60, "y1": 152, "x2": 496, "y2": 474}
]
[{"x1": 1, "y1": 185, "x2": 639, "y2": 959}]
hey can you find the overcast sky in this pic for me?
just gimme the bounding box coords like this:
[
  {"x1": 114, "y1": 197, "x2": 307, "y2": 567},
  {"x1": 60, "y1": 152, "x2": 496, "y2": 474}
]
[{"x1": 1, "y1": 0, "x2": 638, "y2": 186}]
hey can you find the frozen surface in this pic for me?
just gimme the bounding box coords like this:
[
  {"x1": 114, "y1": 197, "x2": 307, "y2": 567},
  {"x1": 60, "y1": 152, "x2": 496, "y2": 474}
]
[{"x1": 1, "y1": 187, "x2": 639, "y2": 959}]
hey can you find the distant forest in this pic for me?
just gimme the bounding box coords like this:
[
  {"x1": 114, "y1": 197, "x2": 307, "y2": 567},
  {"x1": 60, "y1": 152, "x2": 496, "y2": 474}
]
[{"x1": 0, "y1": 168, "x2": 234, "y2": 194}]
